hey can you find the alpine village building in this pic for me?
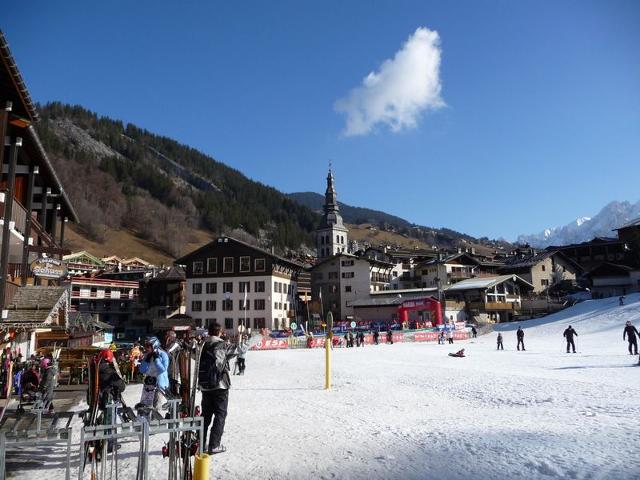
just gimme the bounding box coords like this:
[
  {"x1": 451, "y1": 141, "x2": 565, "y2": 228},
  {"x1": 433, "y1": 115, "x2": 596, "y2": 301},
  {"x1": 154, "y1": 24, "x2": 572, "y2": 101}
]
[
  {"x1": 178, "y1": 236, "x2": 303, "y2": 335},
  {"x1": 0, "y1": 30, "x2": 78, "y2": 355}
]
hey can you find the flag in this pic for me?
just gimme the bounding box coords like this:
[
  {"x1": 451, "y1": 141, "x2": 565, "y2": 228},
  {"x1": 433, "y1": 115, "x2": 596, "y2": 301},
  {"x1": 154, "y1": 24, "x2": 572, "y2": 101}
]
[{"x1": 243, "y1": 289, "x2": 248, "y2": 310}]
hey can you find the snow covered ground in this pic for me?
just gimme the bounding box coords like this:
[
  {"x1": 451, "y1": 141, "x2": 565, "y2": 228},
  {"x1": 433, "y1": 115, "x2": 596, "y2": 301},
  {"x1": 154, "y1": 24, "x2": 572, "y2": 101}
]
[{"x1": 6, "y1": 294, "x2": 640, "y2": 479}]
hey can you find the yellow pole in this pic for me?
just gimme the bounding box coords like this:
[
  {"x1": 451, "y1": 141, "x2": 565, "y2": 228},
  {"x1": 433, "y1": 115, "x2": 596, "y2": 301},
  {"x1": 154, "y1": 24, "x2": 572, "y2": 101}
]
[
  {"x1": 324, "y1": 332, "x2": 332, "y2": 390},
  {"x1": 193, "y1": 453, "x2": 210, "y2": 480}
]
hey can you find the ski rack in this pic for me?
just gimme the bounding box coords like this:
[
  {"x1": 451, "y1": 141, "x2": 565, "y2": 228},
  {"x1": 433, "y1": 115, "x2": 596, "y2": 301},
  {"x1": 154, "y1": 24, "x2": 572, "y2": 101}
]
[
  {"x1": 0, "y1": 404, "x2": 74, "y2": 480},
  {"x1": 78, "y1": 411, "x2": 203, "y2": 480}
]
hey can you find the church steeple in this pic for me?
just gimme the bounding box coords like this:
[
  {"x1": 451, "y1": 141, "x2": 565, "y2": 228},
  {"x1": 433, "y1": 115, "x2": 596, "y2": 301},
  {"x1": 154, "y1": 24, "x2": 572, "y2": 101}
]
[{"x1": 316, "y1": 164, "x2": 348, "y2": 259}]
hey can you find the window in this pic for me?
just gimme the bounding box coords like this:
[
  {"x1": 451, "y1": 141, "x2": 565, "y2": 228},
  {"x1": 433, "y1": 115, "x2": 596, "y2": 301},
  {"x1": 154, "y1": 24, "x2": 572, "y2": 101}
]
[
  {"x1": 274, "y1": 281, "x2": 281, "y2": 293},
  {"x1": 321, "y1": 236, "x2": 325, "y2": 245},
  {"x1": 254, "y1": 299, "x2": 266, "y2": 310},
  {"x1": 207, "y1": 258, "x2": 217, "y2": 274},
  {"x1": 274, "y1": 301, "x2": 279, "y2": 310},
  {"x1": 284, "y1": 303, "x2": 288, "y2": 311},
  {"x1": 222, "y1": 299, "x2": 233, "y2": 311},
  {"x1": 192, "y1": 283, "x2": 202, "y2": 295},
  {"x1": 288, "y1": 284, "x2": 292, "y2": 295},
  {"x1": 541, "y1": 265, "x2": 546, "y2": 272},
  {"x1": 342, "y1": 272, "x2": 355, "y2": 278},
  {"x1": 254, "y1": 318, "x2": 265, "y2": 329},
  {"x1": 341, "y1": 260, "x2": 354, "y2": 267},
  {"x1": 239, "y1": 299, "x2": 250, "y2": 310},
  {"x1": 224, "y1": 318, "x2": 233, "y2": 330},
  {"x1": 206, "y1": 300, "x2": 216, "y2": 311},
  {"x1": 328, "y1": 272, "x2": 338, "y2": 279},
  {"x1": 255, "y1": 258, "x2": 266, "y2": 272},
  {"x1": 206, "y1": 282, "x2": 217, "y2": 294},
  {"x1": 345, "y1": 286, "x2": 352, "y2": 292},
  {"x1": 223, "y1": 282, "x2": 233, "y2": 294},
  {"x1": 341, "y1": 236, "x2": 344, "y2": 244},
  {"x1": 255, "y1": 281, "x2": 265, "y2": 292},
  {"x1": 240, "y1": 256, "x2": 250, "y2": 272},
  {"x1": 192, "y1": 301, "x2": 202, "y2": 312},
  {"x1": 193, "y1": 261, "x2": 203, "y2": 275},
  {"x1": 239, "y1": 281, "x2": 250, "y2": 293},
  {"x1": 336, "y1": 235, "x2": 340, "y2": 243},
  {"x1": 223, "y1": 257, "x2": 234, "y2": 273},
  {"x1": 541, "y1": 279, "x2": 549, "y2": 286}
]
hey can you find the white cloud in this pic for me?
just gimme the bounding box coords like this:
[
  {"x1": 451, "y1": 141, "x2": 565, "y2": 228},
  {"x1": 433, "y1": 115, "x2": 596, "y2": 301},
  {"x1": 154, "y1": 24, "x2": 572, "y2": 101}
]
[{"x1": 335, "y1": 27, "x2": 445, "y2": 136}]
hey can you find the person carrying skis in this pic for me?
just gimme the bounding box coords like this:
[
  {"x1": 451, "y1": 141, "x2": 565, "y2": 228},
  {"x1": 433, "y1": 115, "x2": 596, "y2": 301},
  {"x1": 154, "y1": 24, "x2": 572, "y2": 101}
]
[
  {"x1": 164, "y1": 330, "x2": 182, "y2": 396},
  {"x1": 96, "y1": 349, "x2": 126, "y2": 409},
  {"x1": 139, "y1": 336, "x2": 169, "y2": 408},
  {"x1": 199, "y1": 323, "x2": 237, "y2": 455},
  {"x1": 497, "y1": 333, "x2": 504, "y2": 350},
  {"x1": 623, "y1": 321, "x2": 639, "y2": 355},
  {"x1": 516, "y1": 326, "x2": 525, "y2": 351},
  {"x1": 563, "y1": 325, "x2": 578, "y2": 353},
  {"x1": 236, "y1": 337, "x2": 248, "y2": 375}
]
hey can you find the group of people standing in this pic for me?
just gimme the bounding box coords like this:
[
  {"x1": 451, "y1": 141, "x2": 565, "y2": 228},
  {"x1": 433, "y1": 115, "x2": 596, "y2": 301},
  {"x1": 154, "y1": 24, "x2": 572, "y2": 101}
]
[
  {"x1": 497, "y1": 325, "x2": 579, "y2": 352},
  {"x1": 94, "y1": 324, "x2": 248, "y2": 455}
]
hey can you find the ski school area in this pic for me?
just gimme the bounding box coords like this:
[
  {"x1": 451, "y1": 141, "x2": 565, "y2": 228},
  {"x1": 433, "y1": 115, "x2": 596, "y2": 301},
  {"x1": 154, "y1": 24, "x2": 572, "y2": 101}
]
[{"x1": 1, "y1": 294, "x2": 640, "y2": 480}]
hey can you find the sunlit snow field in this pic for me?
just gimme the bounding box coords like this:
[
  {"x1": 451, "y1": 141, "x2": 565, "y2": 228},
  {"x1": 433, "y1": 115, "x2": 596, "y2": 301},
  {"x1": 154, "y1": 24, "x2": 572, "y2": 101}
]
[{"x1": 7, "y1": 294, "x2": 640, "y2": 480}]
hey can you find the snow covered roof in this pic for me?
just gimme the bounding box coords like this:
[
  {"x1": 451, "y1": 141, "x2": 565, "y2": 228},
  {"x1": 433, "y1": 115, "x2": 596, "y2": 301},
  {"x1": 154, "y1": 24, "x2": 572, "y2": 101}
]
[{"x1": 444, "y1": 274, "x2": 533, "y2": 292}]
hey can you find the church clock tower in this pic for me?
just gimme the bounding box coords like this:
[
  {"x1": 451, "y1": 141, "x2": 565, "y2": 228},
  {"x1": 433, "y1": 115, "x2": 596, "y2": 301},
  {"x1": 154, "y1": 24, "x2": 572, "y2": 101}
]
[{"x1": 316, "y1": 167, "x2": 349, "y2": 259}]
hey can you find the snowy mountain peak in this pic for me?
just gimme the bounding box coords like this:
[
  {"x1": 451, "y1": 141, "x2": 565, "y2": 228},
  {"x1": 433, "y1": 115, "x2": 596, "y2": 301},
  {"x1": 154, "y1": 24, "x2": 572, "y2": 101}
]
[{"x1": 517, "y1": 200, "x2": 640, "y2": 248}]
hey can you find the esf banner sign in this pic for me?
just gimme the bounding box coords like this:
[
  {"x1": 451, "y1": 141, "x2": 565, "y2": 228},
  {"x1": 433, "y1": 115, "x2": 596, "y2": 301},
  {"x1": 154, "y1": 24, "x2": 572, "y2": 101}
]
[{"x1": 31, "y1": 257, "x2": 67, "y2": 279}]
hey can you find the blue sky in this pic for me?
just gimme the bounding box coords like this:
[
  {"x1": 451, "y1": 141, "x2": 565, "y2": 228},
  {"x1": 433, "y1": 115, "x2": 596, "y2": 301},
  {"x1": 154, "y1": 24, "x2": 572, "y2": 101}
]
[{"x1": 3, "y1": 0, "x2": 639, "y2": 240}]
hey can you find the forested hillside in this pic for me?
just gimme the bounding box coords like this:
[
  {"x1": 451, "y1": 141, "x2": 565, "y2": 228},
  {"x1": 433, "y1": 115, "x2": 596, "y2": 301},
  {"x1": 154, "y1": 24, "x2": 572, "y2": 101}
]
[{"x1": 35, "y1": 103, "x2": 318, "y2": 257}]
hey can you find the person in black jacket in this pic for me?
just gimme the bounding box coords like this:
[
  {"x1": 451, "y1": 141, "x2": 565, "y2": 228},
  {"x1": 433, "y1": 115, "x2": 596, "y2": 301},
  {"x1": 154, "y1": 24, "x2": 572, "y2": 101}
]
[
  {"x1": 563, "y1": 325, "x2": 578, "y2": 353},
  {"x1": 516, "y1": 327, "x2": 525, "y2": 351},
  {"x1": 623, "y1": 321, "x2": 639, "y2": 355}
]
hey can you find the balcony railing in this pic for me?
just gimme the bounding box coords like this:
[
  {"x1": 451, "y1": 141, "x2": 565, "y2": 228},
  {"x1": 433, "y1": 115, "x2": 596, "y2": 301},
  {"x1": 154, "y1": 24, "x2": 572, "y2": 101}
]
[
  {"x1": 0, "y1": 191, "x2": 27, "y2": 237},
  {"x1": 468, "y1": 301, "x2": 519, "y2": 311}
]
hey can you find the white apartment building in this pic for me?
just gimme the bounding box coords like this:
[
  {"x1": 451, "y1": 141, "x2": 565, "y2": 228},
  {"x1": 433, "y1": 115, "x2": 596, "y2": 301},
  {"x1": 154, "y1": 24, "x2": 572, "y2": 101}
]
[{"x1": 177, "y1": 236, "x2": 302, "y2": 334}]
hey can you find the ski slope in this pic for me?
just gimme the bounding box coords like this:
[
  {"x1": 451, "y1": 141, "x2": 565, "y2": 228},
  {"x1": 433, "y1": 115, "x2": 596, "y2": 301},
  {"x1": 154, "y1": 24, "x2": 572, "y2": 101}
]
[{"x1": 7, "y1": 295, "x2": 640, "y2": 480}]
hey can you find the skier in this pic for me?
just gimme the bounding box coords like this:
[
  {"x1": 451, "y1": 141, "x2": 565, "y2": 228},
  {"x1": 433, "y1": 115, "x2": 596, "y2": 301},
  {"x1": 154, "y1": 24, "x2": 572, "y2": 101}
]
[
  {"x1": 387, "y1": 330, "x2": 393, "y2": 345},
  {"x1": 563, "y1": 325, "x2": 578, "y2": 353},
  {"x1": 349, "y1": 331, "x2": 355, "y2": 348},
  {"x1": 447, "y1": 330, "x2": 454, "y2": 344},
  {"x1": 497, "y1": 332, "x2": 504, "y2": 350},
  {"x1": 373, "y1": 331, "x2": 379, "y2": 345},
  {"x1": 471, "y1": 326, "x2": 477, "y2": 339},
  {"x1": 623, "y1": 321, "x2": 639, "y2": 355},
  {"x1": 138, "y1": 336, "x2": 169, "y2": 408},
  {"x1": 343, "y1": 333, "x2": 349, "y2": 348},
  {"x1": 200, "y1": 323, "x2": 237, "y2": 455},
  {"x1": 236, "y1": 337, "x2": 248, "y2": 375},
  {"x1": 164, "y1": 330, "x2": 182, "y2": 396},
  {"x1": 358, "y1": 331, "x2": 365, "y2": 347},
  {"x1": 619, "y1": 296, "x2": 625, "y2": 306},
  {"x1": 516, "y1": 326, "x2": 525, "y2": 351}
]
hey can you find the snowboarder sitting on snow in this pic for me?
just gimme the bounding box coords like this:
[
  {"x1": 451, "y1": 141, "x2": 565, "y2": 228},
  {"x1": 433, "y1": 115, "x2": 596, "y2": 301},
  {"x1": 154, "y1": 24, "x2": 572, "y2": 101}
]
[
  {"x1": 139, "y1": 336, "x2": 169, "y2": 407},
  {"x1": 563, "y1": 325, "x2": 578, "y2": 353},
  {"x1": 497, "y1": 333, "x2": 504, "y2": 350},
  {"x1": 516, "y1": 326, "x2": 525, "y2": 351},
  {"x1": 449, "y1": 349, "x2": 465, "y2": 358},
  {"x1": 623, "y1": 321, "x2": 639, "y2": 355}
]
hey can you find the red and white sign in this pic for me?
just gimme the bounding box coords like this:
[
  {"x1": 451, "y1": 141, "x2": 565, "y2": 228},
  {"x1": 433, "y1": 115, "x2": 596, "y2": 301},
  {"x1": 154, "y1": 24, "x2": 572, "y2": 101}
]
[
  {"x1": 414, "y1": 332, "x2": 438, "y2": 342},
  {"x1": 251, "y1": 338, "x2": 289, "y2": 350}
]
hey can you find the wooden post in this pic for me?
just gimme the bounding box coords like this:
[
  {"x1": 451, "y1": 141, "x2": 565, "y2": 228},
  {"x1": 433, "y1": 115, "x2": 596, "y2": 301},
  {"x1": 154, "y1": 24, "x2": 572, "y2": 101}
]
[
  {"x1": 0, "y1": 102, "x2": 11, "y2": 175},
  {"x1": 60, "y1": 216, "x2": 67, "y2": 249},
  {"x1": 0, "y1": 136, "x2": 22, "y2": 310},
  {"x1": 20, "y1": 165, "x2": 37, "y2": 286},
  {"x1": 40, "y1": 187, "x2": 49, "y2": 234},
  {"x1": 50, "y1": 203, "x2": 59, "y2": 247}
]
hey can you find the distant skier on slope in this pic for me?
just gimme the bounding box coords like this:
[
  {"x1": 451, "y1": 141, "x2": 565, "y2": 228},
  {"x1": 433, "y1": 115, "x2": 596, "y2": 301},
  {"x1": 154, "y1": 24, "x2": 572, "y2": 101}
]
[
  {"x1": 563, "y1": 325, "x2": 578, "y2": 353},
  {"x1": 623, "y1": 321, "x2": 639, "y2": 355},
  {"x1": 516, "y1": 326, "x2": 525, "y2": 351},
  {"x1": 497, "y1": 333, "x2": 504, "y2": 350}
]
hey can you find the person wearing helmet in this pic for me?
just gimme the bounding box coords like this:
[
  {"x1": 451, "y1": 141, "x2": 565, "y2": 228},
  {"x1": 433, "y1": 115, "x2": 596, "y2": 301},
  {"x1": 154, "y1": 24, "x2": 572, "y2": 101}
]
[
  {"x1": 139, "y1": 336, "x2": 169, "y2": 408},
  {"x1": 96, "y1": 349, "x2": 126, "y2": 407},
  {"x1": 623, "y1": 321, "x2": 639, "y2": 355}
]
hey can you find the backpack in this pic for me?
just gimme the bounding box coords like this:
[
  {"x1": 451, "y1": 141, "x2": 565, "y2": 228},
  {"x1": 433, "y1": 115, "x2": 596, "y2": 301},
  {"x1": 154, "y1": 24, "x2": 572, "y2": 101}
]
[{"x1": 198, "y1": 341, "x2": 226, "y2": 390}]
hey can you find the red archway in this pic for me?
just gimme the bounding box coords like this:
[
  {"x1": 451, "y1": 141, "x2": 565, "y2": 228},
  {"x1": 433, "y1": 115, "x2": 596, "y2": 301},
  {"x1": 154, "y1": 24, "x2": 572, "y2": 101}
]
[{"x1": 397, "y1": 297, "x2": 443, "y2": 327}]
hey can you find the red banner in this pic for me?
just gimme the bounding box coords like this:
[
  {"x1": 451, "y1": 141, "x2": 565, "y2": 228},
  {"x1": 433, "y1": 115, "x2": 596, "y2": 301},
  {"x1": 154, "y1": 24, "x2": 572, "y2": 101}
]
[
  {"x1": 414, "y1": 331, "x2": 438, "y2": 342},
  {"x1": 251, "y1": 338, "x2": 289, "y2": 350}
]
